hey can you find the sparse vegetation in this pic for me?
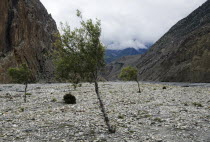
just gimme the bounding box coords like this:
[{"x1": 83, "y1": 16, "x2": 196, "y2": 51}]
[
  {"x1": 183, "y1": 102, "x2": 189, "y2": 106},
  {"x1": 54, "y1": 10, "x2": 115, "y2": 133},
  {"x1": 51, "y1": 98, "x2": 57, "y2": 102},
  {"x1": 63, "y1": 93, "x2": 76, "y2": 104},
  {"x1": 118, "y1": 114, "x2": 124, "y2": 119},
  {"x1": 26, "y1": 93, "x2": 32, "y2": 96},
  {"x1": 192, "y1": 102, "x2": 203, "y2": 107},
  {"x1": 154, "y1": 117, "x2": 163, "y2": 123},
  {"x1": 119, "y1": 66, "x2": 141, "y2": 93},
  {"x1": 20, "y1": 107, "x2": 24, "y2": 112},
  {"x1": 8, "y1": 64, "x2": 32, "y2": 103}
]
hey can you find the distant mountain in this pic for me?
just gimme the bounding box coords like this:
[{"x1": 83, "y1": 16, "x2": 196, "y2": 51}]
[
  {"x1": 103, "y1": 0, "x2": 210, "y2": 82},
  {"x1": 105, "y1": 48, "x2": 148, "y2": 63}
]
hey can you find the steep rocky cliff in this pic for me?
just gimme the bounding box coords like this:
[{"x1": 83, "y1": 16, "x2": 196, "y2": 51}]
[
  {"x1": 104, "y1": 0, "x2": 210, "y2": 82},
  {"x1": 0, "y1": 0, "x2": 58, "y2": 83}
]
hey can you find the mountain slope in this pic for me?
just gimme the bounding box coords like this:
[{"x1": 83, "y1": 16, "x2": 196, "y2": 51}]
[
  {"x1": 104, "y1": 0, "x2": 210, "y2": 82},
  {"x1": 105, "y1": 48, "x2": 148, "y2": 63},
  {"x1": 0, "y1": 0, "x2": 58, "y2": 83}
]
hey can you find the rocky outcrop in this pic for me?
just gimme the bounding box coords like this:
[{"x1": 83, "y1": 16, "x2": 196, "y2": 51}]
[
  {"x1": 104, "y1": 0, "x2": 210, "y2": 83},
  {"x1": 0, "y1": 0, "x2": 58, "y2": 83}
]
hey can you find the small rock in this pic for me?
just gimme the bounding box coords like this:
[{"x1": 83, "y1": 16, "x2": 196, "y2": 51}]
[
  {"x1": 13, "y1": 124, "x2": 18, "y2": 127},
  {"x1": 61, "y1": 139, "x2": 66, "y2": 142}
]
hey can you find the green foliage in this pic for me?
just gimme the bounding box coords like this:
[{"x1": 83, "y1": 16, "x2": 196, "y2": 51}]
[
  {"x1": 118, "y1": 114, "x2": 124, "y2": 119},
  {"x1": 8, "y1": 64, "x2": 31, "y2": 84},
  {"x1": 119, "y1": 66, "x2": 138, "y2": 81},
  {"x1": 8, "y1": 64, "x2": 32, "y2": 103},
  {"x1": 153, "y1": 117, "x2": 163, "y2": 123},
  {"x1": 51, "y1": 98, "x2": 57, "y2": 102},
  {"x1": 119, "y1": 66, "x2": 141, "y2": 93},
  {"x1": 20, "y1": 107, "x2": 24, "y2": 112},
  {"x1": 53, "y1": 10, "x2": 105, "y2": 84},
  {"x1": 54, "y1": 10, "x2": 114, "y2": 133},
  {"x1": 192, "y1": 102, "x2": 203, "y2": 107},
  {"x1": 25, "y1": 93, "x2": 32, "y2": 96}
]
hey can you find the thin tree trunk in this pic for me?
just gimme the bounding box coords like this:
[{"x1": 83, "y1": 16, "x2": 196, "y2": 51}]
[
  {"x1": 94, "y1": 81, "x2": 115, "y2": 133},
  {"x1": 136, "y1": 80, "x2": 141, "y2": 93},
  {"x1": 24, "y1": 83, "x2": 28, "y2": 103}
]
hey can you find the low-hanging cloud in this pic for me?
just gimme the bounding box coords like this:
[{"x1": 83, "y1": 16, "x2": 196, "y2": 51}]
[{"x1": 40, "y1": 0, "x2": 206, "y2": 49}]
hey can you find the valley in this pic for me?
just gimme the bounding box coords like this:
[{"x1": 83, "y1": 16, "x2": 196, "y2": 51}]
[{"x1": 0, "y1": 82, "x2": 209, "y2": 141}]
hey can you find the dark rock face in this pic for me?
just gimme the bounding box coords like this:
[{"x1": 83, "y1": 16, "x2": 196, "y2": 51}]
[
  {"x1": 104, "y1": 1, "x2": 210, "y2": 83},
  {"x1": 0, "y1": 0, "x2": 58, "y2": 83}
]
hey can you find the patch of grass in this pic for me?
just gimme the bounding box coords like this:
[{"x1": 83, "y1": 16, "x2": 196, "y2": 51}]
[
  {"x1": 118, "y1": 114, "x2": 124, "y2": 119},
  {"x1": 26, "y1": 93, "x2": 32, "y2": 96},
  {"x1": 51, "y1": 98, "x2": 57, "y2": 102},
  {"x1": 154, "y1": 117, "x2": 162, "y2": 122},
  {"x1": 192, "y1": 102, "x2": 203, "y2": 107},
  {"x1": 138, "y1": 110, "x2": 151, "y2": 119},
  {"x1": 156, "y1": 103, "x2": 163, "y2": 106},
  {"x1": 20, "y1": 107, "x2": 24, "y2": 112},
  {"x1": 89, "y1": 129, "x2": 95, "y2": 135},
  {"x1": 183, "y1": 102, "x2": 188, "y2": 106},
  {"x1": 129, "y1": 130, "x2": 135, "y2": 134}
]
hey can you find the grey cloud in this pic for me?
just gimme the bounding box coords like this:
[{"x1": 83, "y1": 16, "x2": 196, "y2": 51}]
[{"x1": 41, "y1": 0, "x2": 207, "y2": 49}]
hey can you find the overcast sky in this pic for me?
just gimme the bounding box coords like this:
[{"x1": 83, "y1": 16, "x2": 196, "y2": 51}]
[{"x1": 40, "y1": 0, "x2": 206, "y2": 49}]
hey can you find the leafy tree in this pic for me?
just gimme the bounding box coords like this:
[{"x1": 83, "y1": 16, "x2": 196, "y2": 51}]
[
  {"x1": 54, "y1": 10, "x2": 115, "y2": 133},
  {"x1": 8, "y1": 64, "x2": 32, "y2": 102},
  {"x1": 119, "y1": 66, "x2": 141, "y2": 93}
]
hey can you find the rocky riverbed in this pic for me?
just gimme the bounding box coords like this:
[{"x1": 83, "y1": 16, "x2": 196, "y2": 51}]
[{"x1": 0, "y1": 82, "x2": 209, "y2": 142}]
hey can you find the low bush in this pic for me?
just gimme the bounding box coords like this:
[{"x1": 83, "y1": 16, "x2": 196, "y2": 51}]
[
  {"x1": 63, "y1": 93, "x2": 76, "y2": 104},
  {"x1": 51, "y1": 98, "x2": 57, "y2": 102},
  {"x1": 162, "y1": 86, "x2": 167, "y2": 89}
]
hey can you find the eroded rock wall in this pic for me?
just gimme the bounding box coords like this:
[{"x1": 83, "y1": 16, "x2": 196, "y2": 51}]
[{"x1": 0, "y1": 0, "x2": 58, "y2": 83}]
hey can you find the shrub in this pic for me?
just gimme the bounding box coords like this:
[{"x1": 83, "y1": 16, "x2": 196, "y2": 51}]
[
  {"x1": 162, "y1": 86, "x2": 167, "y2": 89},
  {"x1": 192, "y1": 102, "x2": 203, "y2": 107},
  {"x1": 51, "y1": 98, "x2": 57, "y2": 102},
  {"x1": 63, "y1": 93, "x2": 76, "y2": 104},
  {"x1": 8, "y1": 64, "x2": 32, "y2": 103},
  {"x1": 118, "y1": 114, "x2": 124, "y2": 119},
  {"x1": 119, "y1": 66, "x2": 141, "y2": 93}
]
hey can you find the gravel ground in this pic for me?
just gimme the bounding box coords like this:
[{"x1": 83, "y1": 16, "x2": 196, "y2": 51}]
[{"x1": 0, "y1": 82, "x2": 209, "y2": 142}]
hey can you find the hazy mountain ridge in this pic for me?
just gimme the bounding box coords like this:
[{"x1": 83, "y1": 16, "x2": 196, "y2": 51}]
[
  {"x1": 105, "y1": 48, "x2": 148, "y2": 63},
  {"x1": 103, "y1": 0, "x2": 210, "y2": 82}
]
